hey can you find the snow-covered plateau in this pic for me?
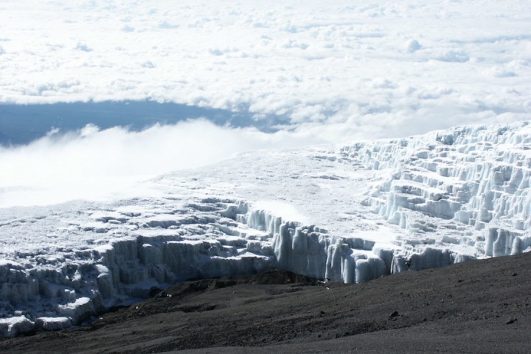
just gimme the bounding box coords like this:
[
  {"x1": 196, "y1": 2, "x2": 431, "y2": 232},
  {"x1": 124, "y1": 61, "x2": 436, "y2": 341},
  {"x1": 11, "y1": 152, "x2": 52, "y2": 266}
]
[{"x1": 0, "y1": 121, "x2": 529, "y2": 336}]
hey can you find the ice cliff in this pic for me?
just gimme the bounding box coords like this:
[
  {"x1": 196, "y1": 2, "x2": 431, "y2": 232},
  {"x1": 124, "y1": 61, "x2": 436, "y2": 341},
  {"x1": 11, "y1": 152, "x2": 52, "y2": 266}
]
[{"x1": 343, "y1": 123, "x2": 530, "y2": 256}]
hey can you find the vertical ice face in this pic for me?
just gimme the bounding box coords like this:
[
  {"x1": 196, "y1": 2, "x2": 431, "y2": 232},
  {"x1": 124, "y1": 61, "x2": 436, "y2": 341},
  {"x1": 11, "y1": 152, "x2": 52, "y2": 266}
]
[
  {"x1": 0, "y1": 199, "x2": 277, "y2": 335},
  {"x1": 0, "y1": 200, "x2": 397, "y2": 334},
  {"x1": 341, "y1": 122, "x2": 530, "y2": 255},
  {"x1": 243, "y1": 209, "x2": 466, "y2": 284}
]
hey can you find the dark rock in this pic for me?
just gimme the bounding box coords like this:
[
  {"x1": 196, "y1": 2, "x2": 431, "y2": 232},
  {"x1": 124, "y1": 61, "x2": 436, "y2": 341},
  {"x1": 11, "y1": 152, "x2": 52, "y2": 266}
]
[
  {"x1": 506, "y1": 318, "x2": 517, "y2": 325},
  {"x1": 389, "y1": 311, "x2": 400, "y2": 320}
]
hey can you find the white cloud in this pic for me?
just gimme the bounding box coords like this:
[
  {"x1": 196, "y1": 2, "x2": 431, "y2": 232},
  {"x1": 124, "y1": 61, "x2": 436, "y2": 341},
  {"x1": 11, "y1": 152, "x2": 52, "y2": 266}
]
[
  {"x1": 0, "y1": 0, "x2": 529, "y2": 138},
  {"x1": 0, "y1": 120, "x2": 320, "y2": 208}
]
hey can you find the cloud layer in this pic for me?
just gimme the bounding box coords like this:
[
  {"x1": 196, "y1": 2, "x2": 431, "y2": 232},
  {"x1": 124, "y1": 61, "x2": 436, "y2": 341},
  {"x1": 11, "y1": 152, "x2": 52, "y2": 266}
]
[
  {"x1": 0, "y1": 120, "x2": 316, "y2": 207},
  {"x1": 0, "y1": 0, "x2": 530, "y2": 139}
]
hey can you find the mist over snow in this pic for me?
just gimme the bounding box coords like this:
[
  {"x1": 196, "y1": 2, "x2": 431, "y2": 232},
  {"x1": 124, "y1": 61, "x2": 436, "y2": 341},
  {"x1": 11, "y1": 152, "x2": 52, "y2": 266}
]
[{"x1": 0, "y1": 121, "x2": 317, "y2": 207}]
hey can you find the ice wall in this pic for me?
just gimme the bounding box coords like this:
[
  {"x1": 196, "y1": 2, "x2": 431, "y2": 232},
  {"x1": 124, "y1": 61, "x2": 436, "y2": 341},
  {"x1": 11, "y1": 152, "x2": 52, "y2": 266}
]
[
  {"x1": 242, "y1": 208, "x2": 465, "y2": 284},
  {"x1": 341, "y1": 122, "x2": 530, "y2": 256},
  {"x1": 0, "y1": 200, "x2": 273, "y2": 336},
  {"x1": 0, "y1": 199, "x2": 468, "y2": 336}
]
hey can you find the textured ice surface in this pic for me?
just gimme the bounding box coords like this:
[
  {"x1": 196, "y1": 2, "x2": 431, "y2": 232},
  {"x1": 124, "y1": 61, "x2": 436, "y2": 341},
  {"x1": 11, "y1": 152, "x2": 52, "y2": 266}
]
[{"x1": 0, "y1": 122, "x2": 529, "y2": 334}]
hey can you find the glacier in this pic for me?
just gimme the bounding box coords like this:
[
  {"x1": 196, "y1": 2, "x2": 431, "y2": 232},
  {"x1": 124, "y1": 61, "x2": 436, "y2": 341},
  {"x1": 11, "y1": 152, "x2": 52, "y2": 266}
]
[{"x1": 0, "y1": 121, "x2": 529, "y2": 336}]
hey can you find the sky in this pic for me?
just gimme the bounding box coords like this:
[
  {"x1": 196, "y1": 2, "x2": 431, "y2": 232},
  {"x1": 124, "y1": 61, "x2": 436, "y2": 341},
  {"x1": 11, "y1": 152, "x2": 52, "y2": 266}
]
[{"x1": 0, "y1": 0, "x2": 530, "y2": 206}]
